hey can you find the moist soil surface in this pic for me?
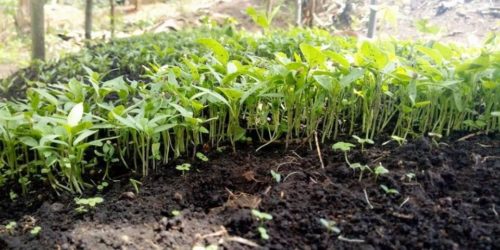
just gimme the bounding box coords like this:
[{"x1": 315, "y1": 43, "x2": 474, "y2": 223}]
[{"x1": 0, "y1": 133, "x2": 499, "y2": 249}]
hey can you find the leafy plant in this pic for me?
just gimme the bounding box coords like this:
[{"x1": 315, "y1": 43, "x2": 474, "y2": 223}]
[
  {"x1": 196, "y1": 152, "x2": 209, "y2": 162},
  {"x1": 251, "y1": 209, "x2": 273, "y2": 240},
  {"x1": 374, "y1": 163, "x2": 389, "y2": 180},
  {"x1": 352, "y1": 135, "x2": 374, "y2": 152},
  {"x1": 332, "y1": 142, "x2": 356, "y2": 166},
  {"x1": 176, "y1": 163, "x2": 191, "y2": 176},
  {"x1": 380, "y1": 184, "x2": 399, "y2": 195},
  {"x1": 30, "y1": 226, "x2": 42, "y2": 236},
  {"x1": 75, "y1": 197, "x2": 104, "y2": 213}
]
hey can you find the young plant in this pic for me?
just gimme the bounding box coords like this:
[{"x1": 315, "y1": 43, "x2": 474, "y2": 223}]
[
  {"x1": 319, "y1": 218, "x2": 341, "y2": 234},
  {"x1": 251, "y1": 209, "x2": 273, "y2": 240},
  {"x1": 332, "y1": 142, "x2": 356, "y2": 166},
  {"x1": 176, "y1": 163, "x2": 191, "y2": 176},
  {"x1": 196, "y1": 152, "x2": 209, "y2": 162},
  {"x1": 74, "y1": 197, "x2": 104, "y2": 213},
  {"x1": 373, "y1": 163, "x2": 389, "y2": 180},
  {"x1": 270, "y1": 170, "x2": 281, "y2": 183},
  {"x1": 129, "y1": 178, "x2": 142, "y2": 194},
  {"x1": 380, "y1": 184, "x2": 399, "y2": 195},
  {"x1": 352, "y1": 135, "x2": 374, "y2": 152},
  {"x1": 30, "y1": 226, "x2": 42, "y2": 236}
]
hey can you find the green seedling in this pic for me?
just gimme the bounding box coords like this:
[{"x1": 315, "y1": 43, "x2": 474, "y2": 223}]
[
  {"x1": 270, "y1": 170, "x2": 281, "y2": 183},
  {"x1": 319, "y1": 218, "x2": 341, "y2": 234},
  {"x1": 97, "y1": 181, "x2": 108, "y2": 191},
  {"x1": 30, "y1": 226, "x2": 42, "y2": 236},
  {"x1": 383, "y1": 135, "x2": 407, "y2": 146},
  {"x1": 350, "y1": 163, "x2": 372, "y2": 181},
  {"x1": 332, "y1": 142, "x2": 356, "y2": 166},
  {"x1": 75, "y1": 197, "x2": 104, "y2": 213},
  {"x1": 374, "y1": 163, "x2": 389, "y2": 180},
  {"x1": 251, "y1": 209, "x2": 273, "y2": 240},
  {"x1": 9, "y1": 191, "x2": 17, "y2": 201},
  {"x1": 176, "y1": 163, "x2": 191, "y2": 176},
  {"x1": 405, "y1": 173, "x2": 416, "y2": 182},
  {"x1": 196, "y1": 152, "x2": 209, "y2": 162},
  {"x1": 5, "y1": 221, "x2": 17, "y2": 232},
  {"x1": 380, "y1": 184, "x2": 399, "y2": 195},
  {"x1": 129, "y1": 178, "x2": 142, "y2": 194},
  {"x1": 352, "y1": 135, "x2": 374, "y2": 152},
  {"x1": 171, "y1": 210, "x2": 181, "y2": 216}
]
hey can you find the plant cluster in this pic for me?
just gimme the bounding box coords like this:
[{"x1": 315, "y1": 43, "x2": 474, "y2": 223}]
[{"x1": 0, "y1": 25, "x2": 498, "y2": 194}]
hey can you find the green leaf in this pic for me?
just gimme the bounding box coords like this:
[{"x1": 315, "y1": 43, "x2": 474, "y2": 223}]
[
  {"x1": 299, "y1": 43, "x2": 325, "y2": 68},
  {"x1": 67, "y1": 103, "x2": 84, "y2": 127},
  {"x1": 73, "y1": 130, "x2": 98, "y2": 146},
  {"x1": 246, "y1": 7, "x2": 269, "y2": 29},
  {"x1": 197, "y1": 38, "x2": 229, "y2": 65},
  {"x1": 340, "y1": 68, "x2": 365, "y2": 88},
  {"x1": 332, "y1": 142, "x2": 355, "y2": 152}
]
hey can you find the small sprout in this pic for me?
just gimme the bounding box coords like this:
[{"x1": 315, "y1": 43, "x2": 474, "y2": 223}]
[
  {"x1": 129, "y1": 178, "x2": 142, "y2": 194},
  {"x1": 350, "y1": 163, "x2": 372, "y2": 181},
  {"x1": 257, "y1": 226, "x2": 269, "y2": 240},
  {"x1": 385, "y1": 135, "x2": 407, "y2": 146},
  {"x1": 405, "y1": 173, "x2": 416, "y2": 182},
  {"x1": 9, "y1": 191, "x2": 17, "y2": 201},
  {"x1": 319, "y1": 218, "x2": 341, "y2": 234},
  {"x1": 352, "y1": 135, "x2": 374, "y2": 152},
  {"x1": 176, "y1": 163, "x2": 191, "y2": 176},
  {"x1": 380, "y1": 184, "x2": 399, "y2": 195},
  {"x1": 171, "y1": 210, "x2": 181, "y2": 216},
  {"x1": 30, "y1": 226, "x2": 42, "y2": 236},
  {"x1": 332, "y1": 142, "x2": 355, "y2": 152},
  {"x1": 251, "y1": 209, "x2": 273, "y2": 221},
  {"x1": 270, "y1": 170, "x2": 281, "y2": 183},
  {"x1": 5, "y1": 221, "x2": 17, "y2": 231},
  {"x1": 97, "y1": 181, "x2": 109, "y2": 191},
  {"x1": 74, "y1": 197, "x2": 104, "y2": 213},
  {"x1": 374, "y1": 163, "x2": 389, "y2": 180},
  {"x1": 196, "y1": 152, "x2": 209, "y2": 162},
  {"x1": 192, "y1": 244, "x2": 218, "y2": 250},
  {"x1": 332, "y1": 141, "x2": 356, "y2": 166}
]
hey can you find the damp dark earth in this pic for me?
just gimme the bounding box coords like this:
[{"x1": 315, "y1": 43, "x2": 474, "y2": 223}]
[{"x1": 1, "y1": 133, "x2": 498, "y2": 250}]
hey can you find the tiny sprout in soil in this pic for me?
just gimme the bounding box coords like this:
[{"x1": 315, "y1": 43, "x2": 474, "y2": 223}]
[
  {"x1": 176, "y1": 163, "x2": 191, "y2": 176},
  {"x1": 380, "y1": 185, "x2": 399, "y2": 195},
  {"x1": 270, "y1": 170, "x2": 281, "y2": 183},
  {"x1": 374, "y1": 164, "x2": 389, "y2": 180},
  {"x1": 196, "y1": 152, "x2": 209, "y2": 162},
  {"x1": 352, "y1": 135, "x2": 374, "y2": 152},
  {"x1": 319, "y1": 218, "x2": 341, "y2": 234},
  {"x1": 74, "y1": 197, "x2": 104, "y2": 213},
  {"x1": 30, "y1": 226, "x2": 41, "y2": 236}
]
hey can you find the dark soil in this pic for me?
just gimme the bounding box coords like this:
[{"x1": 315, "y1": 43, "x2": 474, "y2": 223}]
[{"x1": 1, "y1": 133, "x2": 499, "y2": 249}]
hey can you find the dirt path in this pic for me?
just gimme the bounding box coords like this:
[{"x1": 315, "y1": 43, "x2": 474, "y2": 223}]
[{"x1": 1, "y1": 133, "x2": 499, "y2": 249}]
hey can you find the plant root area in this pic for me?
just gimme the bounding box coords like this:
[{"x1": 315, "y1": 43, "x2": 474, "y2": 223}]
[{"x1": 1, "y1": 133, "x2": 499, "y2": 249}]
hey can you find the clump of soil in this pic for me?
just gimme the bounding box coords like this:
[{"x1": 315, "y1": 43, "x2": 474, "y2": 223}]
[{"x1": 0, "y1": 132, "x2": 499, "y2": 249}]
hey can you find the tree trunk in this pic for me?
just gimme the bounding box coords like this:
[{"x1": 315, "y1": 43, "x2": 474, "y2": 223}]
[
  {"x1": 109, "y1": 0, "x2": 115, "y2": 39},
  {"x1": 367, "y1": 0, "x2": 377, "y2": 38},
  {"x1": 85, "y1": 0, "x2": 93, "y2": 39},
  {"x1": 30, "y1": 0, "x2": 45, "y2": 61},
  {"x1": 15, "y1": 0, "x2": 31, "y2": 35},
  {"x1": 296, "y1": 0, "x2": 302, "y2": 26},
  {"x1": 134, "y1": 0, "x2": 141, "y2": 11}
]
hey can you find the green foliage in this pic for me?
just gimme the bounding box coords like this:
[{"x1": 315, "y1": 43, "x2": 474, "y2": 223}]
[
  {"x1": 75, "y1": 197, "x2": 104, "y2": 213},
  {"x1": 0, "y1": 25, "x2": 497, "y2": 194},
  {"x1": 319, "y1": 218, "x2": 341, "y2": 234}
]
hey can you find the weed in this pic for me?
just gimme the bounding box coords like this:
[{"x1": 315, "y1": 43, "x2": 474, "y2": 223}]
[
  {"x1": 251, "y1": 209, "x2": 273, "y2": 240},
  {"x1": 74, "y1": 197, "x2": 104, "y2": 213},
  {"x1": 176, "y1": 163, "x2": 191, "y2": 176},
  {"x1": 380, "y1": 184, "x2": 399, "y2": 195},
  {"x1": 30, "y1": 226, "x2": 41, "y2": 236},
  {"x1": 319, "y1": 218, "x2": 341, "y2": 234},
  {"x1": 270, "y1": 170, "x2": 281, "y2": 183}
]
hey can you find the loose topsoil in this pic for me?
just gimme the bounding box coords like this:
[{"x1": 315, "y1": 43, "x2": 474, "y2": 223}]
[{"x1": 0, "y1": 132, "x2": 499, "y2": 249}]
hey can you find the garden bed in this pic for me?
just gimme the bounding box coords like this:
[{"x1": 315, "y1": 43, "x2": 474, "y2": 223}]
[{"x1": 1, "y1": 132, "x2": 498, "y2": 249}]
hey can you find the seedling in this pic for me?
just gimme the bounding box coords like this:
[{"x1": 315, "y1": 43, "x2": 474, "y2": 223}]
[
  {"x1": 97, "y1": 181, "x2": 108, "y2": 191},
  {"x1": 405, "y1": 173, "x2": 416, "y2": 182},
  {"x1": 352, "y1": 135, "x2": 374, "y2": 152},
  {"x1": 5, "y1": 221, "x2": 16, "y2": 233},
  {"x1": 74, "y1": 197, "x2": 104, "y2": 213},
  {"x1": 382, "y1": 135, "x2": 407, "y2": 146},
  {"x1": 380, "y1": 184, "x2": 399, "y2": 195},
  {"x1": 30, "y1": 226, "x2": 42, "y2": 236},
  {"x1": 270, "y1": 170, "x2": 281, "y2": 183},
  {"x1": 350, "y1": 163, "x2": 372, "y2": 181},
  {"x1": 129, "y1": 178, "x2": 142, "y2": 194},
  {"x1": 373, "y1": 163, "x2": 389, "y2": 180},
  {"x1": 319, "y1": 218, "x2": 341, "y2": 234},
  {"x1": 251, "y1": 209, "x2": 273, "y2": 240},
  {"x1": 196, "y1": 152, "x2": 209, "y2": 162},
  {"x1": 176, "y1": 163, "x2": 191, "y2": 176},
  {"x1": 171, "y1": 210, "x2": 181, "y2": 216},
  {"x1": 332, "y1": 142, "x2": 356, "y2": 166}
]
